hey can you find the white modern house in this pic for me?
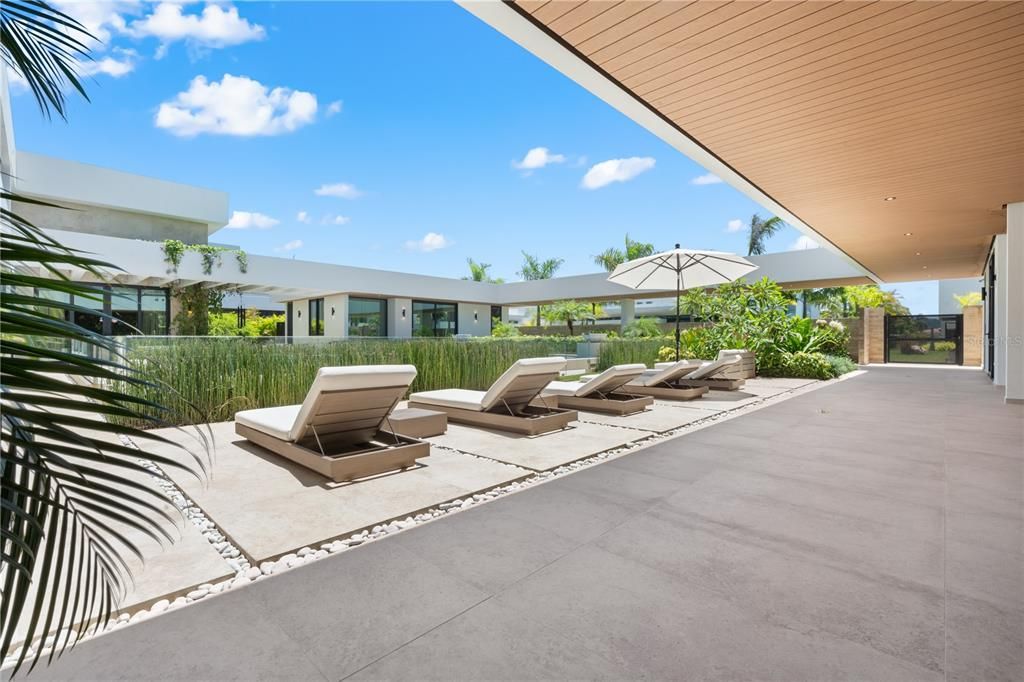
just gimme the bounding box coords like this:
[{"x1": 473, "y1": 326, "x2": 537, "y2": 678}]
[{"x1": 10, "y1": 148, "x2": 867, "y2": 340}]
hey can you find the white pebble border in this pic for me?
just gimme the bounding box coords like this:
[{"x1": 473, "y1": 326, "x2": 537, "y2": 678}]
[{"x1": 7, "y1": 373, "x2": 862, "y2": 665}]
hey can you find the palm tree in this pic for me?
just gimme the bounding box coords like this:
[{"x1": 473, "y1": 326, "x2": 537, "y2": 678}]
[
  {"x1": 517, "y1": 251, "x2": 564, "y2": 326},
  {"x1": 542, "y1": 300, "x2": 594, "y2": 335},
  {"x1": 745, "y1": 214, "x2": 785, "y2": 256},
  {"x1": 462, "y1": 258, "x2": 503, "y2": 283},
  {"x1": 592, "y1": 234, "x2": 655, "y2": 272},
  {"x1": 1, "y1": 2, "x2": 206, "y2": 672}
]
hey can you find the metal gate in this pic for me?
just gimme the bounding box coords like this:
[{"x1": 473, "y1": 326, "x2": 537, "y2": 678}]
[{"x1": 885, "y1": 314, "x2": 964, "y2": 365}]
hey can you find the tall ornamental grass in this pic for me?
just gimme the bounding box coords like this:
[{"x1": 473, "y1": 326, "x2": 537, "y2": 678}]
[
  {"x1": 596, "y1": 338, "x2": 666, "y2": 369},
  {"x1": 116, "y1": 337, "x2": 576, "y2": 427}
]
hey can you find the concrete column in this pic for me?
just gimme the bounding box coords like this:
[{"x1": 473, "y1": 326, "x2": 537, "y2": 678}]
[
  {"x1": 323, "y1": 294, "x2": 348, "y2": 338},
  {"x1": 388, "y1": 297, "x2": 412, "y2": 338},
  {"x1": 619, "y1": 299, "x2": 636, "y2": 331},
  {"x1": 962, "y1": 305, "x2": 983, "y2": 367},
  {"x1": 500, "y1": 306, "x2": 510, "y2": 323},
  {"x1": 168, "y1": 293, "x2": 182, "y2": 336},
  {"x1": 994, "y1": 234, "x2": 1008, "y2": 387},
  {"x1": 861, "y1": 307, "x2": 885, "y2": 364},
  {"x1": 1005, "y1": 202, "x2": 1024, "y2": 402}
]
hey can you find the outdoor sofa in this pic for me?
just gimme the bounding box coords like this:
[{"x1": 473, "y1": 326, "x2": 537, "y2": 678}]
[
  {"x1": 234, "y1": 365, "x2": 429, "y2": 482},
  {"x1": 407, "y1": 357, "x2": 577, "y2": 435},
  {"x1": 541, "y1": 363, "x2": 654, "y2": 415}
]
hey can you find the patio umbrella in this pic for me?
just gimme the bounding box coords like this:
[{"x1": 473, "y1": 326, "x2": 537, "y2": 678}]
[{"x1": 607, "y1": 244, "x2": 758, "y2": 361}]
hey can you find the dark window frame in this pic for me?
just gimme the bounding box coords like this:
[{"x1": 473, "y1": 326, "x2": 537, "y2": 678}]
[
  {"x1": 308, "y1": 298, "x2": 325, "y2": 336},
  {"x1": 347, "y1": 296, "x2": 388, "y2": 338},
  {"x1": 411, "y1": 300, "x2": 459, "y2": 337}
]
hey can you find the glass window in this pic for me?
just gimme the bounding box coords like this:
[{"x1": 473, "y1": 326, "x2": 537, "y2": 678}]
[
  {"x1": 309, "y1": 298, "x2": 324, "y2": 336},
  {"x1": 72, "y1": 286, "x2": 105, "y2": 334},
  {"x1": 110, "y1": 286, "x2": 140, "y2": 335},
  {"x1": 412, "y1": 300, "x2": 457, "y2": 337},
  {"x1": 140, "y1": 288, "x2": 168, "y2": 336},
  {"x1": 348, "y1": 297, "x2": 387, "y2": 337}
]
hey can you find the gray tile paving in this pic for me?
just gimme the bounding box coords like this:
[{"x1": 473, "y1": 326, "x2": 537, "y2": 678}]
[{"x1": 15, "y1": 367, "x2": 1022, "y2": 681}]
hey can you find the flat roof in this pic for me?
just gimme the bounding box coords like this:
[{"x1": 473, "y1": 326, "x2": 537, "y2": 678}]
[
  {"x1": 464, "y1": 0, "x2": 1024, "y2": 282},
  {"x1": 13, "y1": 151, "x2": 230, "y2": 233}
]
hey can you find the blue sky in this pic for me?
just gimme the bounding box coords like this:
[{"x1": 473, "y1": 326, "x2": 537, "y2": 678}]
[{"x1": 12, "y1": 1, "x2": 937, "y2": 311}]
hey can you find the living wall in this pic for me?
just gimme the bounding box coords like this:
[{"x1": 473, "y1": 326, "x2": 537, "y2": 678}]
[{"x1": 115, "y1": 336, "x2": 576, "y2": 427}]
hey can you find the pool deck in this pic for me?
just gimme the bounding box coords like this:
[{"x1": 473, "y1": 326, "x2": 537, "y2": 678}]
[{"x1": 12, "y1": 366, "x2": 1023, "y2": 680}]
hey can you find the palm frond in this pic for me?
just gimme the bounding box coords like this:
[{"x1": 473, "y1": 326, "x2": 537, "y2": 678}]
[
  {"x1": 2, "y1": 8, "x2": 212, "y2": 662},
  {"x1": 0, "y1": 0, "x2": 94, "y2": 120}
]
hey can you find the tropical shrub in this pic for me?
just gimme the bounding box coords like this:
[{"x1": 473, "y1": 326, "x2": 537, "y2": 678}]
[
  {"x1": 490, "y1": 318, "x2": 520, "y2": 337},
  {"x1": 621, "y1": 317, "x2": 663, "y2": 338},
  {"x1": 824, "y1": 354, "x2": 858, "y2": 376},
  {"x1": 954, "y1": 292, "x2": 982, "y2": 308},
  {"x1": 208, "y1": 310, "x2": 285, "y2": 337}
]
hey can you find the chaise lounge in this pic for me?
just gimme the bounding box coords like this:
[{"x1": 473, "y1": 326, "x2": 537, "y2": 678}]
[
  {"x1": 407, "y1": 357, "x2": 577, "y2": 436},
  {"x1": 541, "y1": 363, "x2": 654, "y2": 415},
  {"x1": 234, "y1": 365, "x2": 429, "y2": 482},
  {"x1": 624, "y1": 359, "x2": 710, "y2": 400},
  {"x1": 660, "y1": 352, "x2": 746, "y2": 391}
]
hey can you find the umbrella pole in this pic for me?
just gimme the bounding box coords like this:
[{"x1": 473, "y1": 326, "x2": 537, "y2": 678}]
[{"x1": 675, "y1": 280, "x2": 681, "y2": 361}]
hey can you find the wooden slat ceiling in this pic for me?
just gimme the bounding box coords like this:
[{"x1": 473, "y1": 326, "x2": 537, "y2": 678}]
[{"x1": 510, "y1": 0, "x2": 1024, "y2": 282}]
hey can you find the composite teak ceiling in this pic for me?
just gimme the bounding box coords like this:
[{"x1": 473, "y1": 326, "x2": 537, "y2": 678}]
[{"x1": 511, "y1": 0, "x2": 1024, "y2": 281}]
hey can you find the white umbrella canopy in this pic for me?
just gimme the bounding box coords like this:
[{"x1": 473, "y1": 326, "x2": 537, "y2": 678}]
[{"x1": 607, "y1": 244, "x2": 758, "y2": 360}]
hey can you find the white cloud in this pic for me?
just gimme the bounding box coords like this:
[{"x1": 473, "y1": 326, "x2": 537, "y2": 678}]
[
  {"x1": 512, "y1": 147, "x2": 566, "y2": 171},
  {"x1": 691, "y1": 173, "x2": 723, "y2": 186},
  {"x1": 321, "y1": 214, "x2": 351, "y2": 226},
  {"x1": 325, "y1": 100, "x2": 343, "y2": 117},
  {"x1": 791, "y1": 235, "x2": 820, "y2": 251},
  {"x1": 128, "y1": 2, "x2": 265, "y2": 57},
  {"x1": 225, "y1": 210, "x2": 279, "y2": 230},
  {"x1": 726, "y1": 219, "x2": 744, "y2": 233},
  {"x1": 53, "y1": 1, "x2": 136, "y2": 45},
  {"x1": 77, "y1": 48, "x2": 138, "y2": 78},
  {"x1": 581, "y1": 157, "x2": 655, "y2": 190},
  {"x1": 155, "y1": 74, "x2": 318, "y2": 137},
  {"x1": 275, "y1": 239, "x2": 303, "y2": 253},
  {"x1": 314, "y1": 182, "x2": 363, "y2": 199},
  {"x1": 404, "y1": 232, "x2": 451, "y2": 252},
  {"x1": 296, "y1": 210, "x2": 311, "y2": 224}
]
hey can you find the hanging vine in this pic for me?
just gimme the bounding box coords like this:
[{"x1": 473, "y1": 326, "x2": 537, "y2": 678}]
[
  {"x1": 160, "y1": 240, "x2": 248, "y2": 275},
  {"x1": 161, "y1": 239, "x2": 186, "y2": 273}
]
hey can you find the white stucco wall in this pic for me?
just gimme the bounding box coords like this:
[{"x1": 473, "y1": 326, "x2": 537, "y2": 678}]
[
  {"x1": 457, "y1": 303, "x2": 489, "y2": 336},
  {"x1": 323, "y1": 294, "x2": 349, "y2": 338}
]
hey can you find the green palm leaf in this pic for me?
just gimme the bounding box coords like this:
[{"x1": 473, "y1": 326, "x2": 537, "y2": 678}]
[{"x1": 2, "y1": 2, "x2": 210, "y2": 675}]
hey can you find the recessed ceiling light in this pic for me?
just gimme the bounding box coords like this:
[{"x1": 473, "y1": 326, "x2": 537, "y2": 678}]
[
  {"x1": 904, "y1": 232, "x2": 913, "y2": 237},
  {"x1": 922, "y1": 266, "x2": 928, "y2": 270},
  {"x1": 915, "y1": 252, "x2": 921, "y2": 256},
  {"x1": 884, "y1": 196, "x2": 896, "y2": 201}
]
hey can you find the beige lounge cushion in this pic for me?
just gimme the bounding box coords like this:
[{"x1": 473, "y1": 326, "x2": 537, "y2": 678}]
[
  {"x1": 235, "y1": 405, "x2": 300, "y2": 441},
  {"x1": 235, "y1": 364, "x2": 417, "y2": 442},
  {"x1": 543, "y1": 363, "x2": 646, "y2": 398},
  {"x1": 684, "y1": 355, "x2": 741, "y2": 380},
  {"x1": 408, "y1": 388, "x2": 486, "y2": 412},
  {"x1": 480, "y1": 357, "x2": 567, "y2": 411},
  {"x1": 632, "y1": 359, "x2": 703, "y2": 387}
]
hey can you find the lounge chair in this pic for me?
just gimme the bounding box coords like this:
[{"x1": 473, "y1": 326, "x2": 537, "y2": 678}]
[
  {"x1": 541, "y1": 363, "x2": 654, "y2": 415},
  {"x1": 624, "y1": 359, "x2": 710, "y2": 400},
  {"x1": 407, "y1": 357, "x2": 577, "y2": 436},
  {"x1": 234, "y1": 365, "x2": 429, "y2": 482},
  {"x1": 659, "y1": 352, "x2": 746, "y2": 390}
]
